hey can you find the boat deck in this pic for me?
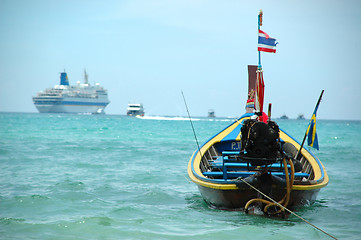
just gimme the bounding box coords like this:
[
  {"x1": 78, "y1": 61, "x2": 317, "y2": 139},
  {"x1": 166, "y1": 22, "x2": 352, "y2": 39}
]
[{"x1": 200, "y1": 146, "x2": 314, "y2": 183}]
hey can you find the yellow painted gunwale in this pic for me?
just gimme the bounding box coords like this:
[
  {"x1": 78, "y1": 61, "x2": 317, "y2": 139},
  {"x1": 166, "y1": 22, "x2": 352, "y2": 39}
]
[{"x1": 187, "y1": 116, "x2": 329, "y2": 191}]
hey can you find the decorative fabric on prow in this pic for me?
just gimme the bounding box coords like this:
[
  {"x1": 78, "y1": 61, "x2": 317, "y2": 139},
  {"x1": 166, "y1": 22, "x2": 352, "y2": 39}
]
[
  {"x1": 246, "y1": 89, "x2": 255, "y2": 113},
  {"x1": 255, "y1": 68, "x2": 265, "y2": 121},
  {"x1": 246, "y1": 99, "x2": 255, "y2": 110}
]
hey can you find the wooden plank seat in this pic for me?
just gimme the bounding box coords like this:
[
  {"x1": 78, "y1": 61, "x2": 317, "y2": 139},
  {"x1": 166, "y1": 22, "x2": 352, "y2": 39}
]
[
  {"x1": 210, "y1": 159, "x2": 291, "y2": 171},
  {"x1": 222, "y1": 151, "x2": 240, "y2": 156},
  {"x1": 202, "y1": 171, "x2": 309, "y2": 179},
  {"x1": 224, "y1": 162, "x2": 290, "y2": 170},
  {"x1": 207, "y1": 151, "x2": 306, "y2": 180}
]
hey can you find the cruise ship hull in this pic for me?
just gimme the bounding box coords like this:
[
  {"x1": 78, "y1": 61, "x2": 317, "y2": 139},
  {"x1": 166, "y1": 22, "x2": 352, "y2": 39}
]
[
  {"x1": 34, "y1": 104, "x2": 107, "y2": 114},
  {"x1": 33, "y1": 97, "x2": 109, "y2": 114}
]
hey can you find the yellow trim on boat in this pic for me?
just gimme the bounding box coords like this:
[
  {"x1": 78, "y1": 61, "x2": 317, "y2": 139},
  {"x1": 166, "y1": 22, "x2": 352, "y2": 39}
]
[
  {"x1": 188, "y1": 116, "x2": 328, "y2": 191},
  {"x1": 189, "y1": 119, "x2": 242, "y2": 190},
  {"x1": 192, "y1": 120, "x2": 240, "y2": 178},
  {"x1": 279, "y1": 131, "x2": 329, "y2": 190}
]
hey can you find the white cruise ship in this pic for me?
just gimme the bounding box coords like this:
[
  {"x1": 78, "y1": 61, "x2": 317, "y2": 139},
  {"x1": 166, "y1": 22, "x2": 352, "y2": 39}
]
[
  {"x1": 33, "y1": 70, "x2": 110, "y2": 114},
  {"x1": 126, "y1": 103, "x2": 144, "y2": 116}
]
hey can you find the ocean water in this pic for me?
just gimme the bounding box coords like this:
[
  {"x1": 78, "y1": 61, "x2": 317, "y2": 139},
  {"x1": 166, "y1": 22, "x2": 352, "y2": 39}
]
[{"x1": 0, "y1": 112, "x2": 360, "y2": 240}]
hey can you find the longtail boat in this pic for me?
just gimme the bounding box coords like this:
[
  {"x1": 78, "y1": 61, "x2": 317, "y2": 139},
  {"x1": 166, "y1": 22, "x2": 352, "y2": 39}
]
[{"x1": 187, "y1": 11, "x2": 328, "y2": 217}]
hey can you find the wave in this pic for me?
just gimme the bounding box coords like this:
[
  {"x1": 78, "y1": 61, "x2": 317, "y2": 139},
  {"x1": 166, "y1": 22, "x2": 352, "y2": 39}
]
[
  {"x1": 136, "y1": 115, "x2": 233, "y2": 122},
  {"x1": 136, "y1": 116, "x2": 200, "y2": 121}
]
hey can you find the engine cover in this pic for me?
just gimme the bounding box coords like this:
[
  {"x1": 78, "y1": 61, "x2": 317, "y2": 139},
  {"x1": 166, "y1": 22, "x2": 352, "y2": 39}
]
[{"x1": 241, "y1": 119, "x2": 281, "y2": 165}]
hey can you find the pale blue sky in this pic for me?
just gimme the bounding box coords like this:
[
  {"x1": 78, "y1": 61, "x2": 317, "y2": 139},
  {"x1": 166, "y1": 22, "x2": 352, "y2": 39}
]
[{"x1": 1, "y1": 0, "x2": 360, "y2": 120}]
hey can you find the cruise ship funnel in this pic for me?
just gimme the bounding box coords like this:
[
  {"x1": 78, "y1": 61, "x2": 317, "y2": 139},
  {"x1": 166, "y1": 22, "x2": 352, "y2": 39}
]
[{"x1": 60, "y1": 72, "x2": 69, "y2": 86}]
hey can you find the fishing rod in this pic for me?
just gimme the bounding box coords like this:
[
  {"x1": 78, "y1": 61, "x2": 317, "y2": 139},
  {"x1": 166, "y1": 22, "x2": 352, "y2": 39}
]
[{"x1": 181, "y1": 91, "x2": 203, "y2": 160}]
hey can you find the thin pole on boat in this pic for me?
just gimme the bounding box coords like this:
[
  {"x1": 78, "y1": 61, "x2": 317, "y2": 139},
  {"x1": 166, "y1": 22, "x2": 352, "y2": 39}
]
[
  {"x1": 268, "y1": 103, "x2": 272, "y2": 120},
  {"x1": 295, "y1": 90, "x2": 324, "y2": 160},
  {"x1": 255, "y1": 10, "x2": 265, "y2": 119},
  {"x1": 181, "y1": 91, "x2": 203, "y2": 160},
  {"x1": 258, "y1": 9, "x2": 263, "y2": 68},
  {"x1": 237, "y1": 177, "x2": 338, "y2": 239}
]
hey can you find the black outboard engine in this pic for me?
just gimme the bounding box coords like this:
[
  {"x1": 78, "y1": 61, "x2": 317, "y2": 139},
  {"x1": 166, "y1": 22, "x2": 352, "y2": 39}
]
[{"x1": 240, "y1": 119, "x2": 282, "y2": 166}]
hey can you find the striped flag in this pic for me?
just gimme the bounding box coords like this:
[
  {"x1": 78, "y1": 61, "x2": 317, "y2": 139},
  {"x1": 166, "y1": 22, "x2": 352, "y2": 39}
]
[
  {"x1": 258, "y1": 30, "x2": 277, "y2": 53},
  {"x1": 306, "y1": 106, "x2": 320, "y2": 150}
]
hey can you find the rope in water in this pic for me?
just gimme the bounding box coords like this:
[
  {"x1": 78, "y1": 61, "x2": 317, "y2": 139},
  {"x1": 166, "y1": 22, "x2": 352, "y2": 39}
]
[{"x1": 237, "y1": 176, "x2": 338, "y2": 240}]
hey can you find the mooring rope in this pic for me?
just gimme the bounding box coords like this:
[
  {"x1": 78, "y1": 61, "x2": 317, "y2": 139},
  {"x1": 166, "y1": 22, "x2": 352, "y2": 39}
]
[
  {"x1": 236, "y1": 177, "x2": 338, "y2": 240},
  {"x1": 244, "y1": 158, "x2": 294, "y2": 215}
]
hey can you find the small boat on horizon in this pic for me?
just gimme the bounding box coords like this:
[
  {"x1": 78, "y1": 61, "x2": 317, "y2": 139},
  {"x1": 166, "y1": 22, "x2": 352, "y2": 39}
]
[
  {"x1": 208, "y1": 109, "x2": 215, "y2": 118},
  {"x1": 280, "y1": 114, "x2": 289, "y2": 119},
  {"x1": 126, "y1": 103, "x2": 145, "y2": 117},
  {"x1": 297, "y1": 114, "x2": 305, "y2": 120}
]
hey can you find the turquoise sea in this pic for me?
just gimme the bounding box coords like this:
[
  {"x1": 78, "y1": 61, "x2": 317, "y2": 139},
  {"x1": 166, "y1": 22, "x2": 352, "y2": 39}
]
[{"x1": 1, "y1": 112, "x2": 360, "y2": 240}]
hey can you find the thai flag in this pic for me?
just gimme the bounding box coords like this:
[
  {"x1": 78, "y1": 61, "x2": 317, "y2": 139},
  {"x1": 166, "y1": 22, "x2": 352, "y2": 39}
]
[{"x1": 258, "y1": 30, "x2": 277, "y2": 53}]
